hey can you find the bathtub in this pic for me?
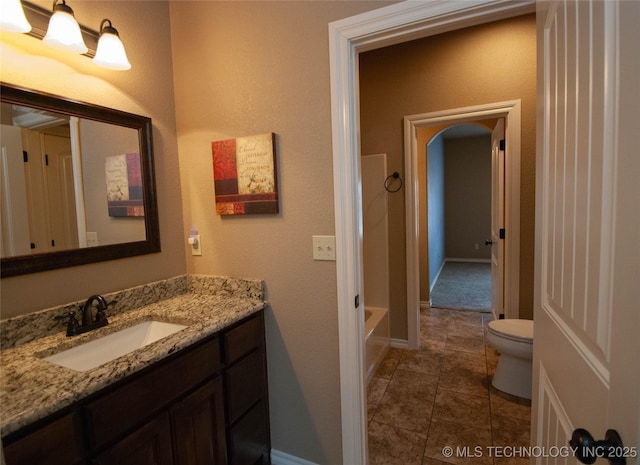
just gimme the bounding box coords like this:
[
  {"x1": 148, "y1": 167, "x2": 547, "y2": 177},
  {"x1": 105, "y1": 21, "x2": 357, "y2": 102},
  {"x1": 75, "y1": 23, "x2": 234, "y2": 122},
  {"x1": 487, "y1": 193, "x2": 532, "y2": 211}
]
[{"x1": 364, "y1": 306, "x2": 390, "y2": 384}]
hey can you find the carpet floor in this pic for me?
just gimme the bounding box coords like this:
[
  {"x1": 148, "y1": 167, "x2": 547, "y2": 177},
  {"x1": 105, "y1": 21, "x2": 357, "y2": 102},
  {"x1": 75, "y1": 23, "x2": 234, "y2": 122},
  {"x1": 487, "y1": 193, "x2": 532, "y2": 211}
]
[{"x1": 430, "y1": 261, "x2": 492, "y2": 312}]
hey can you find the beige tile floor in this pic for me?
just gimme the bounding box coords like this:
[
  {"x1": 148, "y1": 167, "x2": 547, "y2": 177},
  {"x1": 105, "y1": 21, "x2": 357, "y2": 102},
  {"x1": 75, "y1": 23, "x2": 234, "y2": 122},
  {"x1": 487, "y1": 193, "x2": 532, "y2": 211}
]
[{"x1": 367, "y1": 307, "x2": 531, "y2": 465}]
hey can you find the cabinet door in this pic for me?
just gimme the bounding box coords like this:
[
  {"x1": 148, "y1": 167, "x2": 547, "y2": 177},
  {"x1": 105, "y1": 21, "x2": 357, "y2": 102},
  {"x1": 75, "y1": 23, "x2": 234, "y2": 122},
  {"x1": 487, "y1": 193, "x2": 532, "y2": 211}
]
[
  {"x1": 171, "y1": 379, "x2": 227, "y2": 465},
  {"x1": 92, "y1": 413, "x2": 173, "y2": 465}
]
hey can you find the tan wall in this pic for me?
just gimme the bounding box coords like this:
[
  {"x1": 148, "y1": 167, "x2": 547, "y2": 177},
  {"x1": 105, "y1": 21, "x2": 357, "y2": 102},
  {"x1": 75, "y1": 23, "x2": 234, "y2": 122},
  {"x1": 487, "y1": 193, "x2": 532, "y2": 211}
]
[
  {"x1": 360, "y1": 13, "x2": 537, "y2": 337},
  {"x1": 444, "y1": 135, "x2": 492, "y2": 260},
  {"x1": 0, "y1": 2, "x2": 185, "y2": 316},
  {"x1": 169, "y1": 2, "x2": 392, "y2": 463}
]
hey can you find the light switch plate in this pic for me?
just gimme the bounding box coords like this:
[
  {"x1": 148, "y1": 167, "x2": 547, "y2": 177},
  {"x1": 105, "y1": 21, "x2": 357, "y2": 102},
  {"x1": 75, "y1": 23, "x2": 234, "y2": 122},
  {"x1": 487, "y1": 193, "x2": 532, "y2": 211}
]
[{"x1": 312, "y1": 235, "x2": 336, "y2": 261}]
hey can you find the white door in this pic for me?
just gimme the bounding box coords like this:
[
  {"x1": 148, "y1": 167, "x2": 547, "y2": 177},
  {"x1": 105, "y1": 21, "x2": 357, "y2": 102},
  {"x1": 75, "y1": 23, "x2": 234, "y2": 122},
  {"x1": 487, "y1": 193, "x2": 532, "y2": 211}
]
[
  {"x1": 0, "y1": 124, "x2": 32, "y2": 257},
  {"x1": 42, "y1": 133, "x2": 79, "y2": 251},
  {"x1": 532, "y1": 1, "x2": 639, "y2": 463},
  {"x1": 489, "y1": 118, "x2": 505, "y2": 320}
]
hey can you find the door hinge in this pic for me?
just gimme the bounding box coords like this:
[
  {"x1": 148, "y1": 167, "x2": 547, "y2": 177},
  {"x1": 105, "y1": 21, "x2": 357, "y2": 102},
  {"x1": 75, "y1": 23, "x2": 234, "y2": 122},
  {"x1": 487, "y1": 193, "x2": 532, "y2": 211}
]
[
  {"x1": 51, "y1": 239, "x2": 55, "y2": 247},
  {"x1": 45, "y1": 154, "x2": 50, "y2": 166},
  {"x1": 499, "y1": 313, "x2": 505, "y2": 319},
  {"x1": 499, "y1": 228, "x2": 506, "y2": 239},
  {"x1": 23, "y1": 151, "x2": 28, "y2": 163},
  {"x1": 499, "y1": 139, "x2": 506, "y2": 151},
  {"x1": 355, "y1": 294, "x2": 360, "y2": 309},
  {"x1": 30, "y1": 242, "x2": 36, "y2": 249}
]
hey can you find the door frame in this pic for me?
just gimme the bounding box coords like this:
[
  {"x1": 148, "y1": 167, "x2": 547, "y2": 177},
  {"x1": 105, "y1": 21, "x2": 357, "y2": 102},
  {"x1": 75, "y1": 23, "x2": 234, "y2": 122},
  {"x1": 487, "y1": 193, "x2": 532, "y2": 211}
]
[
  {"x1": 404, "y1": 101, "x2": 522, "y2": 348},
  {"x1": 328, "y1": 1, "x2": 534, "y2": 463}
]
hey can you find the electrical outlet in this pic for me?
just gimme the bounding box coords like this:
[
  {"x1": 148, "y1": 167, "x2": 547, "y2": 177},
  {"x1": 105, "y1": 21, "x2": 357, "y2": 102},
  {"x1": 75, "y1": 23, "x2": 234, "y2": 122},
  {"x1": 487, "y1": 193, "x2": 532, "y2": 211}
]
[
  {"x1": 312, "y1": 235, "x2": 336, "y2": 261},
  {"x1": 189, "y1": 235, "x2": 202, "y2": 256},
  {"x1": 87, "y1": 232, "x2": 99, "y2": 247}
]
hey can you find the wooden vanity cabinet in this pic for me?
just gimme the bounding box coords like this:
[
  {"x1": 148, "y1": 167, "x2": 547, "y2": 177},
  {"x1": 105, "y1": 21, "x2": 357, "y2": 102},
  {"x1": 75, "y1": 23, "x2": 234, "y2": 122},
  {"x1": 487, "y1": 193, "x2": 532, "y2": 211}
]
[
  {"x1": 2, "y1": 310, "x2": 270, "y2": 465},
  {"x1": 87, "y1": 336, "x2": 227, "y2": 465},
  {"x1": 223, "y1": 311, "x2": 270, "y2": 465}
]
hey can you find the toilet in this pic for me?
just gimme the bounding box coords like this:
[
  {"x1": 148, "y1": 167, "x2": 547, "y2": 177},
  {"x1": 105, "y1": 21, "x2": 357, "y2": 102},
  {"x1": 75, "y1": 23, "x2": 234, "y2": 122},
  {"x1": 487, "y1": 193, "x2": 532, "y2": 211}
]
[{"x1": 486, "y1": 319, "x2": 534, "y2": 399}]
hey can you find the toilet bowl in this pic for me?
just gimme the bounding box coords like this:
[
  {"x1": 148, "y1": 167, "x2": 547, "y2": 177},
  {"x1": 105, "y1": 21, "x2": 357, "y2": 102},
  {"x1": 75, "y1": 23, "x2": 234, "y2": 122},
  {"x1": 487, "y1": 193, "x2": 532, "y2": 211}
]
[{"x1": 487, "y1": 319, "x2": 534, "y2": 399}]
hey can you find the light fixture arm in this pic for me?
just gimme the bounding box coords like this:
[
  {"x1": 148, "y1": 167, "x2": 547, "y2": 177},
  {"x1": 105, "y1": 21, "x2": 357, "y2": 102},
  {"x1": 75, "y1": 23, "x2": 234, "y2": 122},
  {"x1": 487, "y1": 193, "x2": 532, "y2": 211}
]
[
  {"x1": 99, "y1": 19, "x2": 118, "y2": 36},
  {"x1": 51, "y1": 0, "x2": 73, "y2": 16}
]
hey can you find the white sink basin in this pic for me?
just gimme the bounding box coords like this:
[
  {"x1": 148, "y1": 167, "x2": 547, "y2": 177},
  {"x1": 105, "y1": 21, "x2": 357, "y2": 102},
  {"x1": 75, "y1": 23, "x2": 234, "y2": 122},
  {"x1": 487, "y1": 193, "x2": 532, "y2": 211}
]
[{"x1": 43, "y1": 321, "x2": 188, "y2": 372}]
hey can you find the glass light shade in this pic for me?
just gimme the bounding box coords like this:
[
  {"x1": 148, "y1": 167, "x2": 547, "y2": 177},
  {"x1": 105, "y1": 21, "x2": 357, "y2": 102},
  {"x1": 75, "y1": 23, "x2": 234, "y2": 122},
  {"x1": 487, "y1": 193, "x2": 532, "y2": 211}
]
[
  {"x1": 43, "y1": 4, "x2": 88, "y2": 54},
  {"x1": 0, "y1": 0, "x2": 32, "y2": 33},
  {"x1": 93, "y1": 29, "x2": 131, "y2": 70}
]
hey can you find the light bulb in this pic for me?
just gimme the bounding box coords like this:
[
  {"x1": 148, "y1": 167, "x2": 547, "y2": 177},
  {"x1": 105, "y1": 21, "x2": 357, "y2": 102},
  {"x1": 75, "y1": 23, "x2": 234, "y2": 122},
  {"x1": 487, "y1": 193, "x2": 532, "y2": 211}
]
[
  {"x1": 93, "y1": 19, "x2": 131, "y2": 70},
  {"x1": 43, "y1": 0, "x2": 88, "y2": 54},
  {"x1": 0, "y1": 0, "x2": 32, "y2": 33}
]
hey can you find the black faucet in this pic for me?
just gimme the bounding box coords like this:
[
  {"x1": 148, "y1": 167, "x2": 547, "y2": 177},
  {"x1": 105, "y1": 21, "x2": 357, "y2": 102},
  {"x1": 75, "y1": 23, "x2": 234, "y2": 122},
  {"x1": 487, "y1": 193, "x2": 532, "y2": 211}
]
[
  {"x1": 81, "y1": 295, "x2": 109, "y2": 327},
  {"x1": 56, "y1": 295, "x2": 115, "y2": 336}
]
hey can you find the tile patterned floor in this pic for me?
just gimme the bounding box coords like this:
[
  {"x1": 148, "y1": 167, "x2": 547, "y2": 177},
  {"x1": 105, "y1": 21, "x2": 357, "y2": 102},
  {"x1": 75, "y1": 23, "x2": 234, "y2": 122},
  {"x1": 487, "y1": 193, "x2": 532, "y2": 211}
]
[{"x1": 367, "y1": 308, "x2": 531, "y2": 465}]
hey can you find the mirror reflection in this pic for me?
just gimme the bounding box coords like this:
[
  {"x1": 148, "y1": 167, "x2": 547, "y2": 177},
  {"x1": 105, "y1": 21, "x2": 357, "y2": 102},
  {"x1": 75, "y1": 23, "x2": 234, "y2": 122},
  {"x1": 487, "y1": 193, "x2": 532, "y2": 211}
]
[
  {"x1": 1, "y1": 104, "x2": 145, "y2": 258},
  {"x1": 0, "y1": 83, "x2": 160, "y2": 277}
]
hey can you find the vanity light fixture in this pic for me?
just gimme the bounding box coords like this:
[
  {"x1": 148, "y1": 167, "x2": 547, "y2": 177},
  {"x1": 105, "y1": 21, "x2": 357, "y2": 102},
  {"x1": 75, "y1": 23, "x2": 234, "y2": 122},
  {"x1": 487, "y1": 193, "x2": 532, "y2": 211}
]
[
  {"x1": 42, "y1": 0, "x2": 88, "y2": 54},
  {"x1": 0, "y1": 0, "x2": 32, "y2": 33},
  {"x1": 93, "y1": 19, "x2": 131, "y2": 70},
  {"x1": 5, "y1": 1, "x2": 131, "y2": 70}
]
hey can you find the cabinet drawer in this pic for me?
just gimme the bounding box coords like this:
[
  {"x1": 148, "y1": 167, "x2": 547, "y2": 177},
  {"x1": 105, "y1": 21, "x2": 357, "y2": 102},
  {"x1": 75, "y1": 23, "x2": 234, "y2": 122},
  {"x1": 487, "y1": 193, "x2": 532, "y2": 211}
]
[
  {"x1": 224, "y1": 313, "x2": 263, "y2": 364},
  {"x1": 3, "y1": 412, "x2": 83, "y2": 465},
  {"x1": 85, "y1": 337, "x2": 220, "y2": 449},
  {"x1": 225, "y1": 349, "x2": 265, "y2": 424}
]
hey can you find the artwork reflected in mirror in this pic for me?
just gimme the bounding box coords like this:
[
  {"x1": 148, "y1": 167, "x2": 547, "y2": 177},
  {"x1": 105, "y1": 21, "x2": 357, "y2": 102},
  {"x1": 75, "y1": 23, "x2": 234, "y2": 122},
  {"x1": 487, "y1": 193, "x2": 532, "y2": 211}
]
[{"x1": 0, "y1": 84, "x2": 160, "y2": 277}]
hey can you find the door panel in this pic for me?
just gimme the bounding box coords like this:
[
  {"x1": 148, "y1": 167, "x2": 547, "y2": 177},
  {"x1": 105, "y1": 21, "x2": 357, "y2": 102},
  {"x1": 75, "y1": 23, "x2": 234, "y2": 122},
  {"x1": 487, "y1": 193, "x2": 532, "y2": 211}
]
[
  {"x1": 490, "y1": 118, "x2": 505, "y2": 319},
  {"x1": 533, "y1": 0, "x2": 639, "y2": 461},
  {"x1": 43, "y1": 133, "x2": 79, "y2": 251}
]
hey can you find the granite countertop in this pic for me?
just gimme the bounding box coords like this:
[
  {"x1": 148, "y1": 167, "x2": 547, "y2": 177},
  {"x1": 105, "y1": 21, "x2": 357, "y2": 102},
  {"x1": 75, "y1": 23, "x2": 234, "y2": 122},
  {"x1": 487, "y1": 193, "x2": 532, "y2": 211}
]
[{"x1": 0, "y1": 275, "x2": 266, "y2": 437}]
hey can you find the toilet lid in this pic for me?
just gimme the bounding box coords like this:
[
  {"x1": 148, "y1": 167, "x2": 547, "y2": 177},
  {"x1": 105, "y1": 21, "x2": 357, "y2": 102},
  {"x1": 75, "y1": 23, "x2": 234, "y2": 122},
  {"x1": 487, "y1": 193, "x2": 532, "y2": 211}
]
[{"x1": 488, "y1": 319, "x2": 533, "y2": 342}]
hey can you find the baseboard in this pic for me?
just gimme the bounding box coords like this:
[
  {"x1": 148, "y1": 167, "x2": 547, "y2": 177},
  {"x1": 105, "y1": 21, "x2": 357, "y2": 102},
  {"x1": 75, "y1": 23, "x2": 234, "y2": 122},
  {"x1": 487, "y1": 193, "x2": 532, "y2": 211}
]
[
  {"x1": 271, "y1": 449, "x2": 319, "y2": 465},
  {"x1": 430, "y1": 260, "x2": 446, "y2": 292},
  {"x1": 445, "y1": 257, "x2": 491, "y2": 263},
  {"x1": 390, "y1": 338, "x2": 409, "y2": 349}
]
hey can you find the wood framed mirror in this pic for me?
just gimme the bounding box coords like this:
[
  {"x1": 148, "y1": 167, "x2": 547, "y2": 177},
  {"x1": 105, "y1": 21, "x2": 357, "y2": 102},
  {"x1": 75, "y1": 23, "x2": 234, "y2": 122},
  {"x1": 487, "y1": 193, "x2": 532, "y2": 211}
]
[{"x1": 1, "y1": 83, "x2": 160, "y2": 277}]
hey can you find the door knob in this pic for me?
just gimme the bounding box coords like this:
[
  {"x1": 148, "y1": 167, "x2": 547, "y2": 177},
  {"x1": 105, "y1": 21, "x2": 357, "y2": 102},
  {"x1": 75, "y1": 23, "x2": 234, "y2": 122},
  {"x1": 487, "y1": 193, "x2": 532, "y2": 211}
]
[
  {"x1": 569, "y1": 428, "x2": 626, "y2": 465},
  {"x1": 484, "y1": 239, "x2": 493, "y2": 246}
]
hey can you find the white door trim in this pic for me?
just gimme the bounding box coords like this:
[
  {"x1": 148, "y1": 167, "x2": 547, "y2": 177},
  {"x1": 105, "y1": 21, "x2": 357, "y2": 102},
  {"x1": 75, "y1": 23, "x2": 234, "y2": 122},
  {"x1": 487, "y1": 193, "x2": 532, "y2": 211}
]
[
  {"x1": 328, "y1": 1, "x2": 534, "y2": 464},
  {"x1": 404, "y1": 100, "x2": 522, "y2": 347}
]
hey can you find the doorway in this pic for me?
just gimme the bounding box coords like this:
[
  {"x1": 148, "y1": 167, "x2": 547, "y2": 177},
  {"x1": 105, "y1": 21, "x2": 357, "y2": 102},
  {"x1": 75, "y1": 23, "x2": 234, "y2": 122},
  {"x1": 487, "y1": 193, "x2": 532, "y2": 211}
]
[
  {"x1": 404, "y1": 102, "x2": 522, "y2": 347},
  {"x1": 328, "y1": 2, "x2": 535, "y2": 463},
  {"x1": 425, "y1": 124, "x2": 492, "y2": 312}
]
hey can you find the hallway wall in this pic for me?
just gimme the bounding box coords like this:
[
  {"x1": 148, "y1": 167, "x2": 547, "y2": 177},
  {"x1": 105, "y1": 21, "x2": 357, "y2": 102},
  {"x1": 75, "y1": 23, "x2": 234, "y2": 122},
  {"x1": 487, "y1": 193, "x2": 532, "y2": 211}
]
[
  {"x1": 427, "y1": 135, "x2": 445, "y2": 290},
  {"x1": 360, "y1": 13, "x2": 537, "y2": 337},
  {"x1": 444, "y1": 134, "x2": 492, "y2": 260}
]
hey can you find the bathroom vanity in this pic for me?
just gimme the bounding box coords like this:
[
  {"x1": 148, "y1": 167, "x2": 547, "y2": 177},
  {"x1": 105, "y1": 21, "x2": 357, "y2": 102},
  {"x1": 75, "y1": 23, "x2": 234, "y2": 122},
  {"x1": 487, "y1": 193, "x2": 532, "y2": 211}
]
[{"x1": 0, "y1": 275, "x2": 270, "y2": 465}]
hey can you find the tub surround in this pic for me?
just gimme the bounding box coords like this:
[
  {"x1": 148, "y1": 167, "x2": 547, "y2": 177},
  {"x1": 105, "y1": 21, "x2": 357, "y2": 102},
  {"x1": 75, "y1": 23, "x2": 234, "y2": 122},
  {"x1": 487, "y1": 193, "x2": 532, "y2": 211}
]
[
  {"x1": 0, "y1": 274, "x2": 266, "y2": 437},
  {"x1": 365, "y1": 306, "x2": 390, "y2": 384}
]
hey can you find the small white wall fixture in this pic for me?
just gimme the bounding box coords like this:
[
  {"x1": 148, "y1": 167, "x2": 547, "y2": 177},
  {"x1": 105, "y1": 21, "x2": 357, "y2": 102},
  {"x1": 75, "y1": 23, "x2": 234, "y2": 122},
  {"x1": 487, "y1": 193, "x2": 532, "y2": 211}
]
[{"x1": 328, "y1": 1, "x2": 534, "y2": 464}]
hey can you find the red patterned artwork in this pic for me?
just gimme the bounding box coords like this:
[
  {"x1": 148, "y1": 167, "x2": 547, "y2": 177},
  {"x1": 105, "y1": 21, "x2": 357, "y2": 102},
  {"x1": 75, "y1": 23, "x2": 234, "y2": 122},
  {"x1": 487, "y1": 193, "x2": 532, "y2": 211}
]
[
  {"x1": 211, "y1": 133, "x2": 279, "y2": 215},
  {"x1": 105, "y1": 153, "x2": 144, "y2": 217}
]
